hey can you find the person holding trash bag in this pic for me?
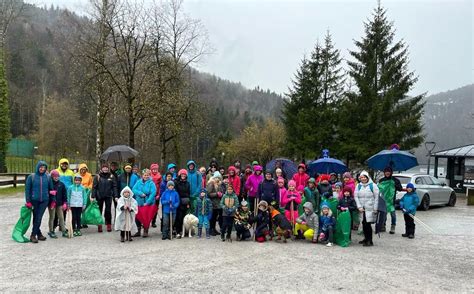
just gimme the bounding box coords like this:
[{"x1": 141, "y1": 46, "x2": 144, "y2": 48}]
[
  {"x1": 399, "y1": 183, "x2": 420, "y2": 239},
  {"x1": 115, "y1": 186, "x2": 138, "y2": 242},
  {"x1": 25, "y1": 160, "x2": 53, "y2": 243},
  {"x1": 354, "y1": 171, "x2": 379, "y2": 247},
  {"x1": 378, "y1": 166, "x2": 403, "y2": 234},
  {"x1": 48, "y1": 170, "x2": 68, "y2": 238},
  {"x1": 55, "y1": 158, "x2": 74, "y2": 189},
  {"x1": 160, "y1": 181, "x2": 180, "y2": 240},
  {"x1": 132, "y1": 169, "x2": 157, "y2": 238},
  {"x1": 92, "y1": 163, "x2": 118, "y2": 233}
]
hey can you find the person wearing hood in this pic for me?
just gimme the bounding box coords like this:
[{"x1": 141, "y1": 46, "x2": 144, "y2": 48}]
[
  {"x1": 254, "y1": 200, "x2": 270, "y2": 243},
  {"x1": 132, "y1": 169, "x2": 156, "y2": 238},
  {"x1": 277, "y1": 177, "x2": 287, "y2": 212},
  {"x1": 295, "y1": 202, "x2": 319, "y2": 242},
  {"x1": 274, "y1": 168, "x2": 287, "y2": 188},
  {"x1": 281, "y1": 180, "x2": 301, "y2": 226},
  {"x1": 233, "y1": 160, "x2": 242, "y2": 176},
  {"x1": 301, "y1": 178, "x2": 320, "y2": 216},
  {"x1": 196, "y1": 188, "x2": 213, "y2": 239},
  {"x1": 227, "y1": 166, "x2": 241, "y2": 197},
  {"x1": 338, "y1": 187, "x2": 357, "y2": 241},
  {"x1": 258, "y1": 170, "x2": 279, "y2": 206},
  {"x1": 115, "y1": 186, "x2": 138, "y2": 242},
  {"x1": 378, "y1": 166, "x2": 403, "y2": 234},
  {"x1": 160, "y1": 181, "x2": 180, "y2": 240},
  {"x1": 150, "y1": 163, "x2": 163, "y2": 228},
  {"x1": 92, "y1": 163, "x2": 118, "y2": 233},
  {"x1": 220, "y1": 184, "x2": 239, "y2": 242},
  {"x1": 186, "y1": 160, "x2": 202, "y2": 215},
  {"x1": 67, "y1": 175, "x2": 88, "y2": 237},
  {"x1": 174, "y1": 169, "x2": 191, "y2": 238},
  {"x1": 234, "y1": 200, "x2": 253, "y2": 241},
  {"x1": 240, "y1": 164, "x2": 253, "y2": 200},
  {"x1": 318, "y1": 203, "x2": 336, "y2": 247},
  {"x1": 292, "y1": 163, "x2": 310, "y2": 191},
  {"x1": 399, "y1": 183, "x2": 419, "y2": 239},
  {"x1": 245, "y1": 165, "x2": 264, "y2": 213},
  {"x1": 78, "y1": 163, "x2": 93, "y2": 190},
  {"x1": 119, "y1": 164, "x2": 139, "y2": 192},
  {"x1": 167, "y1": 163, "x2": 178, "y2": 180},
  {"x1": 342, "y1": 172, "x2": 356, "y2": 195},
  {"x1": 48, "y1": 170, "x2": 68, "y2": 239},
  {"x1": 55, "y1": 158, "x2": 75, "y2": 189},
  {"x1": 207, "y1": 171, "x2": 224, "y2": 236},
  {"x1": 25, "y1": 161, "x2": 53, "y2": 243},
  {"x1": 354, "y1": 171, "x2": 379, "y2": 247}
]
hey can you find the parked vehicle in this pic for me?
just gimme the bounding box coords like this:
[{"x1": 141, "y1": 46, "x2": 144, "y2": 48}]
[{"x1": 393, "y1": 174, "x2": 457, "y2": 211}]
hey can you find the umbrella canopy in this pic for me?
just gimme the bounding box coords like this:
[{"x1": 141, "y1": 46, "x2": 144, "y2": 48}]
[
  {"x1": 265, "y1": 158, "x2": 297, "y2": 180},
  {"x1": 307, "y1": 149, "x2": 347, "y2": 176},
  {"x1": 367, "y1": 147, "x2": 418, "y2": 171},
  {"x1": 100, "y1": 145, "x2": 139, "y2": 162}
]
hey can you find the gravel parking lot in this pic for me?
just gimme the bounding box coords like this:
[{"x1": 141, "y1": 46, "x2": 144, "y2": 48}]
[{"x1": 1, "y1": 194, "x2": 473, "y2": 292}]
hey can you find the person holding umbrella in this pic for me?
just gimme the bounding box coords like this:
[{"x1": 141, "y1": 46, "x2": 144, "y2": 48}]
[
  {"x1": 354, "y1": 171, "x2": 379, "y2": 247},
  {"x1": 132, "y1": 169, "x2": 157, "y2": 237},
  {"x1": 378, "y1": 166, "x2": 402, "y2": 234},
  {"x1": 92, "y1": 163, "x2": 118, "y2": 232}
]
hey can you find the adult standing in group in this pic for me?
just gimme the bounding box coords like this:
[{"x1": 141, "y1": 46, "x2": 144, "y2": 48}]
[
  {"x1": 132, "y1": 169, "x2": 156, "y2": 237},
  {"x1": 55, "y1": 158, "x2": 74, "y2": 189},
  {"x1": 186, "y1": 160, "x2": 202, "y2": 216},
  {"x1": 174, "y1": 169, "x2": 191, "y2": 238},
  {"x1": 207, "y1": 171, "x2": 224, "y2": 236},
  {"x1": 227, "y1": 166, "x2": 241, "y2": 199},
  {"x1": 119, "y1": 164, "x2": 139, "y2": 192},
  {"x1": 292, "y1": 163, "x2": 310, "y2": 192},
  {"x1": 240, "y1": 164, "x2": 252, "y2": 200},
  {"x1": 245, "y1": 165, "x2": 264, "y2": 213},
  {"x1": 109, "y1": 162, "x2": 121, "y2": 209},
  {"x1": 167, "y1": 163, "x2": 178, "y2": 180},
  {"x1": 233, "y1": 160, "x2": 242, "y2": 176},
  {"x1": 258, "y1": 170, "x2": 279, "y2": 205},
  {"x1": 378, "y1": 166, "x2": 402, "y2": 234},
  {"x1": 354, "y1": 171, "x2": 379, "y2": 247},
  {"x1": 78, "y1": 163, "x2": 93, "y2": 190},
  {"x1": 25, "y1": 161, "x2": 53, "y2": 243},
  {"x1": 92, "y1": 163, "x2": 118, "y2": 232},
  {"x1": 150, "y1": 163, "x2": 162, "y2": 228}
]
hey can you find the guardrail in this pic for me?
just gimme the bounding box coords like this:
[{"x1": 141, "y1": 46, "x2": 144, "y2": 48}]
[{"x1": 0, "y1": 173, "x2": 30, "y2": 188}]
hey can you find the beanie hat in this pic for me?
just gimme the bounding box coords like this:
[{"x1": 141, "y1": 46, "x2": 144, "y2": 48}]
[
  {"x1": 277, "y1": 177, "x2": 285, "y2": 184},
  {"x1": 320, "y1": 174, "x2": 330, "y2": 182},
  {"x1": 213, "y1": 171, "x2": 222, "y2": 180},
  {"x1": 167, "y1": 181, "x2": 175, "y2": 187},
  {"x1": 298, "y1": 163, "x2": 306, "y2": 170},
  {"x1": 74, "y1": 174, "x2": 82, "y2": 180},
  {"x1": 245, "y1": 164, "x2": 252, "y2": 170},
  {"x1": 288, "y1": 180, "x2": 296, "y2": 187},
  {"x1": 334, "y1": 182, "x2": 343, "y2": 188},
  {"x1": 342, "y1": 186, "x2": 353, "y2": 196},
  {"x1": 265, "y1": 170, "x2": 272, "y2": 175},
  {"x1": 50, "y1": 170, "x2": 59, "y2": 177},
  {"x1": 252, "y1": 161, "x2": 259, "y2": 166},
  {"x1": 321, "y1": 202, "x2": 330, "y2": 210},
  {"x1": 178, "y1": 169, "x2": 188, "y2": 177},
  {"x1": 343, "y1": 172, "x2": 352, "y2": 179},
  {"x1": 275, "y1": 168, "x2": 282, "y2": 173},
  {"x1": 253, "y1": 165, "x2": 263, "y2": 172},
  {"x1": 308, "y1": 178, "x2": 316, "y2": 184},
  {"x1": 406, "y1": 183, "x2": 416, "y2": 190}
]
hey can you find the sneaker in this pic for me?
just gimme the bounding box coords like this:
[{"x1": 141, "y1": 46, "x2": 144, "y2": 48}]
[
  {"x1": 30, "y1": 235, "x2": 38, "y2": 243},
  {"x1": 326, "y1": 242, "x2": 333, "y2": 247},
  {"x1": 37, "y1": 234, "x2": 47, "y2": 241},
  {"x1": 402, "y1": 234, "x2": 408, "y2": 237},
  {"x1": 389, "y1": 225, "x2": 396, "y2": 234},
  {"x1": 48, "y1": 231, "x2": 57, "y2": 239},
  {"x1": 152, "y1": 223, "x2": 157, "y2": 228},
  {"x1": 62, "y1": 231, "x2": 68, "y2": 238},
  {"x1": 73, "y1": 231, "x2": 79, "y2": 237},
  {"x1": 176, "y1": 234, "x2": 181, "y2": 239},
  {"x1": 363, "y1": 241, "x2": 373, "y2": 247},
  {"x1": 77, "y1": 230, "x2": 82, "y2": 236}
]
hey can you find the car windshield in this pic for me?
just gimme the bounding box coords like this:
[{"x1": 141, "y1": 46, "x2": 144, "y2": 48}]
[{"x1": 395, "y1": 176, "x2": 411, "y2": 185}]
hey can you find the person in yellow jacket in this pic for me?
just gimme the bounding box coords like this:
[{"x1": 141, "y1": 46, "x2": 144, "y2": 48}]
[
  {"x1": 78, "y1": 163, "x2": 93, "y2": 190},
  {"x1": 55, "y1": 158, "x2": 75, "y2": 189}
]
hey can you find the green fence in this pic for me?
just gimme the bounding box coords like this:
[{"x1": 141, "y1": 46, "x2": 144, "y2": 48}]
[{"x1": 7, "y1": 138, "x2": 35, "y2": 158}]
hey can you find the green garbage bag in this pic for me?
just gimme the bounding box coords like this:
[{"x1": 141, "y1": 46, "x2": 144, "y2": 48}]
[
  {"x1": 351, "y1": 210, "x2": 360, "y2": 226},
  {"x1": 81, "y1": 201, "x2": 105, "y2": 225},
  {"x1": 84, "y1": 188, "x2": 91, "y2": 207},
  {"x1": 335, "y1": 210, "x2": 351, "y2": 247},
  {"x1": 298, "y1": 194, "x2": 307, "y2": 216},
  {"x1": 378, "y1": 179, "x2": 396, "y2": 213},
  {"x1": 12, "y1": 206, "x2": 32, "y2": 243},
  {"x1": 321, "y1": 196, "x2": 339, "y2": 218}
]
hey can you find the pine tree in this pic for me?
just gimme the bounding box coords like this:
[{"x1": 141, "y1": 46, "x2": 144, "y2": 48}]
[
  {"x1": 340, "y1": 3, "x2": 425, "y2": 164},
  {"x1": 0, "y1": 49, "x2": 11, "y2": 172}
]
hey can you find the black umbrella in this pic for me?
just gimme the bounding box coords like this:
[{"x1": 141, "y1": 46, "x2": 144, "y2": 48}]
[{"x1": 100, "y1": 145, "x2": 138, "y2": 162}]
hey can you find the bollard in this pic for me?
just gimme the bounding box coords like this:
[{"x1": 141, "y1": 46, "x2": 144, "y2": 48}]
[{"x1": 467, "y1": 188, "x2": 474, "y2": 206}]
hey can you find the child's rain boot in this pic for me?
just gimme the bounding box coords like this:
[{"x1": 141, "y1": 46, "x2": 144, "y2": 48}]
[
  {"x1": 120, "y1": 231, "x2": 125, "y2": 242},
  {"x1": 197, "y1": 227, "x2": 202, "y2": 238},
  {"x1": 390, "y1": 225, "x2": 396, "y2": 234},
  {"x1": 205, "y1": 229, "x2": 210, "y2": 239}
]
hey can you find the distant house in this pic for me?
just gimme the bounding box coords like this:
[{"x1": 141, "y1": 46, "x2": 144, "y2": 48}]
[{"x1": 433, "y1": 144, "x2": 474, "y2": 192}]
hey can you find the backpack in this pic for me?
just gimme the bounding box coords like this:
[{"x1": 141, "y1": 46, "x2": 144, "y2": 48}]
[{"x1": 357, "y1": 183, "x2": 374, "y2": 194}]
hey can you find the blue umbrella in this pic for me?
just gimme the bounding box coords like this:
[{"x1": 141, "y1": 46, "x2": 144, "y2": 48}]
[
  {"x1": 367, "y1": 147, "x2": 418, "y2": 171},
  {"x1": 307, "y1": 149, "x2": 348, "y2": 176},
  {"x1": 265, "y1": 158, "x2": 297, "y2": 180}
]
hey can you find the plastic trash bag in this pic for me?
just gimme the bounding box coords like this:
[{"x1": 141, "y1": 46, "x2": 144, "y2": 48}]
[
  {"x1": 335, "y1": 210, "x2": 351, "y2": 247},
  {"x1": 12, "y1": 206, "x2": 32, "y2": 243},
  {"x1": 81, "y1": 201, "x2": 105, "y2": 225}
]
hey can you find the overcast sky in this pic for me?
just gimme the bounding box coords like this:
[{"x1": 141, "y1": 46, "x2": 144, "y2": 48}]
[{"x1": 27, "y1": 0, "x2": 473, "y2": 96}]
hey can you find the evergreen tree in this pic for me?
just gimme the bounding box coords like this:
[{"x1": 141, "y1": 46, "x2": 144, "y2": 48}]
[
  {"x1": 340, "y1": 4, "x2": 425, "y2": 164},
  {"x1": 0, "y1": 49, "x2": 11, "y2": 172}
]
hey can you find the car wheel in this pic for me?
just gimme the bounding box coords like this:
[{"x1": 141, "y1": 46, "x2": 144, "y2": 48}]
[
  {"x1": 420, "y1": 195, "x2": 430, "y2": 211},
  {"x1": 447, "y1": 192, "x2": 457, "y2": 207}
]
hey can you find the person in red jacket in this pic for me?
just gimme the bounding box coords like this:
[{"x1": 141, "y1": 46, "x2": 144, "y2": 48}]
[
  {"x1": 150, "y1": 163, "x2": 162, "y2": 228},
  {"x1": 292, "y1": 163, "x2": 310, "y2": 192},
  {"x1": 227, "y1": 166, "x2": 241, "y2": 197}
]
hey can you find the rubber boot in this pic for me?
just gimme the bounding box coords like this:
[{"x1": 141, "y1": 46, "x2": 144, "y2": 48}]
[
  {"x1": 98, "y1": 225, "x2": 103, "y2": 233},
  {"x1": 120, "y1": 231, "x2": 125, "y2": 242},
  {"x1": 133, "y1": 228, "x2": 141, "y2": 237},
  {"x1": 30, "y1": 234, "x2": 38, "y2": 243},
  {"x1": 106, "y1": 224, "x2": 112, "y2": 232},
  {"x1": 389, "y1": 225, "x2": 396, "y2": 234},
  {"x1": 197, "y1": 227, "x2": 202, "y2": 238},
  {"x1": 143, "y1": 228, "x2": 149, "y2": 238},
  {"x1": 206, "y1": 229, "x2": 210, "y2": 239}
]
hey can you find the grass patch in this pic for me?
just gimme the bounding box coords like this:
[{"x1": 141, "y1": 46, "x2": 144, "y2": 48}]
[{"x1": 0, "y1": 186, "x2": 25, "y2": 197}]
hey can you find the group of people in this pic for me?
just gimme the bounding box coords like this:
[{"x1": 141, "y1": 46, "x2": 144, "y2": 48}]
[{"x1": 23, "y1": 158, "x2": 420, "y2": 246}]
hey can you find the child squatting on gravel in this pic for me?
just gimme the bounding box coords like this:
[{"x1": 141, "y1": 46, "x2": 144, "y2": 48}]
[{"x1": 115, "y1": 186, "x2": 138, "y2": 242}]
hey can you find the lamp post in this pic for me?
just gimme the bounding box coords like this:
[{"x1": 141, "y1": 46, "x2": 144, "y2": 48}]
[
  {"x1": 425, "y1": 141, "x2": 436, "y2": 175},
  {"x1": 221, "y1": 152, "x2": 225, "y2": 165}
]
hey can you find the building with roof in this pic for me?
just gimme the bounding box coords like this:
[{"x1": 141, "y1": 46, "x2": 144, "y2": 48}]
[{"x1": 433, "y1": 144, "x2": 474, "y2": 192}]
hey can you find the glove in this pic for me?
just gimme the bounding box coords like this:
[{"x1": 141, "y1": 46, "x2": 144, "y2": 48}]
[
  {"x1": 62, "y1": 203, "x2": 68, "y2": 211},
  {"x1": 50, "y1": 202, "x2": 56, "y2": 209},
  {"x1": 49, "y1": 190, "x2": 57, "y2": 196},
  {"x1": 301, "y1": 221, "x2": 307, "y2": 225},
  {"x1": 217, "y1": 192, "x2": 223, "y2": 198},
  {"x1": 319, "y1": 232, "x2": 325, "y2": 240},
  {"x1": 25, "y1": 202, "x2": 32, "y2": 209}
]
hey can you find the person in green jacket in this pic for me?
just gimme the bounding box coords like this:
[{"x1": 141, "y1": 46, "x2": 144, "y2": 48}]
[
  {"x1": 301, "y1": 178, "x2": 320, "y2": 216},
  {"x1": 220, "y1": 185, "x2": 239, "y2": 242}
]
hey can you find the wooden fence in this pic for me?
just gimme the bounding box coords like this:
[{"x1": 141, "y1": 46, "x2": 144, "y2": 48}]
[{"x1": 0, "y1": 173, "x2": 30, "y2": 188}]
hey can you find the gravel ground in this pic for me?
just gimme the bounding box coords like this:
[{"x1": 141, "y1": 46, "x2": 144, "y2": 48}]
[{"x1": 1, "y1": 194, "x2": 474, "y2": 293}]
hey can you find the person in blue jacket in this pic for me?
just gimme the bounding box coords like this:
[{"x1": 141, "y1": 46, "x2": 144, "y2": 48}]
[
  {"x1": 196, "y1": 188, "x2": 213, "y2": 239},
  {"x1": 67, "y1": 175, "x2": 88, "y2": 237},
  {"x1": 187, "y1": 160, "x2": 202, "y2": 216},
  {"x1": 318, "y1": 203, "x2": 336, "y2": 247},
  {"x1": 167, "y1": 163, "x2": 178, "y2": 180},
  {"x1": 160, "y1": 181, "x2": 180, "y2": 240},
  {"x1": 25, "y1": 160, "x2": 53, "y2": 243},
  {"x1": 399, "y1": 183, "x2": 420, "y2": 239},
  {"x1": 132, "y1": 169, "x2": 156, "y2": 237}
]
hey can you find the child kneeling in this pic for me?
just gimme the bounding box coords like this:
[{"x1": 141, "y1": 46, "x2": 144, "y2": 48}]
[
  {"x1": 400, "y1": 183, "x2": 419, "y2": 239},
  {"x1": 234, "y1": 200, "x2": 253, "y2": 241},
  {"x1": 318, "y1": 203, "x2": 336, "y2": 247},
  {"x1": 295, "y1": 202, "x2": 318, "y2": 242},
  {"x1": 115, "y1": 186, "x2": 138, "y2": 242},
  {"x1": 160, "y1": 181, "x2": 180, "y2": 240}
]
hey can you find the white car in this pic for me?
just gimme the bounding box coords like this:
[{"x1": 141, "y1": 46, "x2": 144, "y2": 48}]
[{"x1": 393, "y1": 174, "x2": 457, "y2": 211}]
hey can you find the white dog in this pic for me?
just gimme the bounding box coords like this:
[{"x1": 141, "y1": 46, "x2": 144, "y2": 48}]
[{"x1": 182, "y1": 213, "x2": 199, "y2": 238}]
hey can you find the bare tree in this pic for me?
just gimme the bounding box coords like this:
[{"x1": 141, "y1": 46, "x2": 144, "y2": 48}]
[{"x1": 0, "y1": 0, "x2": 24, "y2": 48}]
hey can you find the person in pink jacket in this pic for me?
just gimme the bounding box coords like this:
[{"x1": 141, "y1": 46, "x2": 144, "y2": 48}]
[
  {"x1": 342, "y1": 172, "x2": 356, "y2": 195},
  {"x1": 277, "y1": 177, "x2": 287, "y2": 211},
  {"x1": 281, "y1": 180, "x2": 301, "y2": 226},
  {"x1": 292, "y1": 163, "x2": 310, "y2": 192},
  {"x1": 245, "y1": 165, "x2": 263, "y2": 213}
]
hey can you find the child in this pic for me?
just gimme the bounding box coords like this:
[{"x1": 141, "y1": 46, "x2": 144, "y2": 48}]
[
  {"x1": 399, "y1": 183, "x2": 420, "y2": 239},
  {"x1": 295, "y1": 202, "x2": 319, "y2": 242},
  {"x1": 234, "y1": 200, "x2": 253, "y2": 241},
  {"x1": 333, "y1": 182, "x2": 343, "y2": 199},
  {"x1": 302, "y1": 178, "x2": 320, "y2": 216},
  {"x1": 254, "y1": 200, "x2": 270, "y2": 243},
  {"x1": 277, "y1": 177, "x2": 287, "y2": 211},
  {"x1": 268, "y1": 201, "x2": 292, "y2": 243},
  {"x1": 48, "y1": 170, "x2": 68, "y2": 238},
  {"x1": 160, "y1": 181, "x2": 180, "y2": 240},
  {"x1": 115, "y1": 186, "x2": 138, "y2": 242},
  {"x1": 338, "y1": 187, "x2": 357, "y2": 240},
  {"x1": 67, "y1": 175, "x2": 88, "y2": 237},
  {"x1": 196, "y1": 188, "x2": 213, "y2": 239},
  {"x1": 281, "y1": 180, "x2": 301, "y2": 226},
  {"x1": 318, "y1": 203, "x2": 336, "y2": 247},
  {"x1": 220, "y1": 184, "x2": 239, "y2": 242}
]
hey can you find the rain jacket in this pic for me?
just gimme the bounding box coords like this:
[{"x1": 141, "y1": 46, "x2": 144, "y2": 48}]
[
  {"x1": 67, "y1": 182, "x2": 88, "y2": 208},
  {"x1": 296, "y1": 202, "x2": 319, "y2": 236},
  {"x1": 92, "y1": 171, "x2": 118, "y2": 200},
  {"x1": 258, "y1": 178, "x2": 279, "y2": 204},
  {"x1": 292, "y1": 164, "x2": 310, "y2": 189},
  {"x1": 245, "y1": 165, "x2": 263, "y2": 198},
  {"x1": 132, "y1": 178, "x2": 157, "y2": 207},
  {"x1": 51, "y1": 178, "x2": 67, "y2": 206},
  {"x1": 115, "y1": 186, "x2": 138, "y2": 234},
  {"x1": 278, "y1": 186, "x2": 287, "y2": 208},
  {"x1": 399, "y1": 191, "x2": 420, "y2": 215},
  {"x1": 196, "y1": 191, "x2": 213, "y2": 219},
  {"x1": 25, "y1": 161, "x2": 53, "y2": 203},
  {"x1": 227, "y1": 166, "x2": 241, "y2": 195},
  {"x1": 302, "y1": 186, "x2": 320, "y2": 214},
  {"x1": 343, "y1": 178, "x2": 356, "y2": 195},
  {"x1": 55, "y1": 158, "x2": 75, "y2": 189},
  {"x1": 281, "y1": 189, "x2": 301, "y2": 212},
  {"x1": 338, "y1": 196, "x2": 357, "y2": 212},
  {"x1": 119, "y1": 171, "x2": 139, "y2": 192},
  {"x1": 78, "y1": 163, "x2": 93, "y2": 189},
  {"x1": 354, "y1": 180, "x2": 380, "y2": 223},
  {"x1": 207, "y1": 179, "x2": 223, "y2": 209},
  {"x1": 150, "y1": 163, "x2": 162, "y2": 197},
  {"x1": 317, "y1": 182, "x2": 333, "y2": 198},
  {"x1": 167, "y1": 163, "x2": 178, "y2": 180},
  {"x1": 220, "y1": 192, "x2": 239, "y2": 217},
  {"x1": 160, "y1": 187, "x2": 180, "y2": 214},
  {"x1": 318, "y1": 211, "x2": 336, "y2": 234},
  {"x1": 186, "y1": 160, "x2": 202, "y2": 198}
]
